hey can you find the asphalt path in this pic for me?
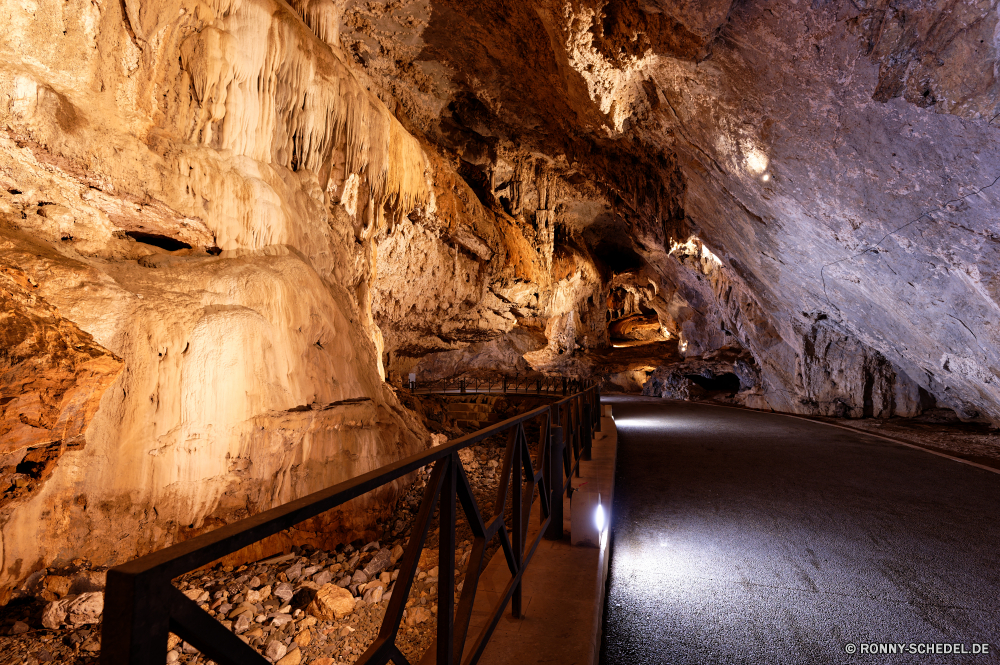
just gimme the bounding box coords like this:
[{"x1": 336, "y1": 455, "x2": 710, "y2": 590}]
[{"x1": 599, "y1": 397, "x2": 1000, "y2": 665}]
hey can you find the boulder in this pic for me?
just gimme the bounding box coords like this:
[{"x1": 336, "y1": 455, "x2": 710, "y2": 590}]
[{"x1": 307, "y1": 584, "x2": 356, "y2": 621}]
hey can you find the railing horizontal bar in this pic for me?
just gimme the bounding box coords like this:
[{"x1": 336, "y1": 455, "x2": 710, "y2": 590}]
[
  {"x1": 110, "y1": 400, "x2": 565, "y2": 580},
  {"x1": 103, "y1": 383, "x2": 598, "y2": 665}
]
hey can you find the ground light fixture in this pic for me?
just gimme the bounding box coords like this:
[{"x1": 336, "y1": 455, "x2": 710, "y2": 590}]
[{"x1": 596, "y1": 493, "x2": 609, "y2": 550}]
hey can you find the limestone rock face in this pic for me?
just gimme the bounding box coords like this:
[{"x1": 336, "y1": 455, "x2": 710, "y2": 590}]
[
  {"x1": 7, "y1": 0, "x2": 1000, "y2": 603},
  {"x1": 344, "y1": 0, "x2": 1000, "y2": 421},
  {"x1": 0, "y1": 0, "x2": 436, "y2": 599},
  {"x1": 1, "y1": 240, "x2": 122, "y2": 508}
]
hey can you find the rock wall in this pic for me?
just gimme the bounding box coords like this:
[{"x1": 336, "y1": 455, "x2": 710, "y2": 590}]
[
  {"x1": 7, "y1": 0, "x2": 1000, "y2": 603},
  {"x1": 0, "y1": 0, "x2": 615, "y2": 599},
  {"x1": 0, "y1": 0, "x2": 437, "y2": 599},
  {"x1": 625, "y1": 0, "x2": 1000, "y2": 421}
]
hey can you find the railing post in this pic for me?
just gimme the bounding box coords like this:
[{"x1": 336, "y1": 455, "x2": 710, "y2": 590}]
[
  {"x1": 437, "y1": 455, "x2": 457, "y2": 665},
  {"x1": 511, "y1": 427, "x2": 524, "y2": 619},
  {"x1": 101, "y1": 571, "x2": 171, "y2": 665},
  {"x1": 460, "y1": 378, "x2": 466, "y2": 394},
  {"x1": 594, "y1": 386, "x2": 602, "y2": 432},
  {"x1": 545, "y1": 423, "x2": 565, "y2": 540},
  {"x1": 582, "y1": 401, "x2": 592, "y2": 461}
]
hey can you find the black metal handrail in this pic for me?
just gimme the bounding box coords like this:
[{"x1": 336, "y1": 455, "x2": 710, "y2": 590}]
[
  {"x1": 101, "y1": 384, "x2": 601, "y2": 665},
  {"x1": 409, "y1": 373, "x2": 584, "y2": 396}
]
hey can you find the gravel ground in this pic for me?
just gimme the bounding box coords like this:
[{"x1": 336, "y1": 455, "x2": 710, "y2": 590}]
[{"x1": 0, "y1": 436, "x2": 520, "y2": 665}]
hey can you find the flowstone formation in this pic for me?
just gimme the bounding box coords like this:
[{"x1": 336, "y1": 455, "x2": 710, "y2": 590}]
[{"x1": 4, "y1": 0, "x2": 1000, "y2": 603}]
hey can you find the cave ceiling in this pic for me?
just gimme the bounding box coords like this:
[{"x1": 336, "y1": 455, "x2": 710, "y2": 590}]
[{"x1": 341, "y1": 0, "x2": 1000, "y2": 420}]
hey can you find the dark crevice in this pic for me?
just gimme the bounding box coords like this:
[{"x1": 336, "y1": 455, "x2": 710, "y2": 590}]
[
  {"x1": 685, "y1": 372, "x2": 741, "y2": 394},
  {"x1": 124, "y1": 232, "x2": 192, "y2": 251}
]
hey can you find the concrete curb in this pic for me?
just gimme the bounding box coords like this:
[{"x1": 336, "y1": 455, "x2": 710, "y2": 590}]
[{"x1": 468, "y1": 406, "x2": 619, "y2": 665}]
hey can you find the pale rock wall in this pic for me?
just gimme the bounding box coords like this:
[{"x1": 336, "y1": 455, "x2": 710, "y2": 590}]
[{"x1": 0, "y1": 0, "x2": 435, "y2": 598}]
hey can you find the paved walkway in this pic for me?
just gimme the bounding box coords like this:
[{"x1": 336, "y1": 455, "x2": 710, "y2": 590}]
[
  {"x1": 600, "y1": 397, "x2": 1000, "y2": 665},
  {"x1": 466, "y1": 412, "x2": 617, "y2": 665}
]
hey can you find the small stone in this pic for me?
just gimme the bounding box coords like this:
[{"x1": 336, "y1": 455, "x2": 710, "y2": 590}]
[
  {"x1": 390, "y1": 545, "x2": 404, "y2": 564},
  {"x1": 270, "y1": 613, "x2": 293, "y2": 627},
  {"x1": 336, "y1": 576, "x2": 351, "y2": 588},
  {"x1": 166, "y1": 650, "x2": 180, "y2": 663},
  {"x1": 339, "y1": 625, "x2": 354, "y2": 637},
  {"x1": 351, "y1": 570, "x2": 368, "y2": 585},
  {"x1": 183, "y1": 588, "x2": 209, "y2": 603},
  {"x1": 248, "y1": 576, "x2": 261, "y2": 589},
  {"x1": 285, "y1": 563, "x2": 303, "y2": 581},
  {"x1": 295, "y1": 628, "x2": 312, "y2": 647},
  {"x1": 313, "y1": 571, "x2": 332, "y2": 587},
  {"x1": 308, "y1": 584, "x2": 356, "y2": 621},
  {"x1": 234, "y1": 614, "x2": 252, "y2": 633},
  {"x1": 43, "y1": 576, "x2": 72, "y2": 598},
  {"x1": 228, "y1": 602, "x2": 255, "y2": 619},
  {"x1": 41, "y1": 598, "x2": 71, "y2": 629},
  {"x1": 302, "y1": 566, "x2": 319, "y2": 577},
  {"x1": 405, "y1": 606, "x2": 432, "y2": 625},
  {"x1": 81, "y1": 635, "x2": 101, "y2": 652},
  {"x1": 379, "y1": 572, "x2": 391, "y2": 584},
  {"x1": 274, "y1": 582, "x2": 294, "y2": 604},
  {"x1": 276, "y1": 647, "x2": 301, "y2": 665},
  {"x1": 363, "y1": 549, "x2": 392, "y2": 579},
  {"x1": 312, "y1": 659, "x2": 335, "y2": 665},
  {"x1": 10, "y1": 621, "x2": 29, "y2": 635},
  {"x1": 264, "y1": 640, "x2": 287, "y2": 661}
]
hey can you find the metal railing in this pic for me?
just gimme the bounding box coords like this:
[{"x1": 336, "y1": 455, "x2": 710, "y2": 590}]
[
  {"x1": 100, "y1": 384, "x2": 601, "y2": 665},
  {"x1": 409, "y1": 373, "x2": 585, "y2": 396}
]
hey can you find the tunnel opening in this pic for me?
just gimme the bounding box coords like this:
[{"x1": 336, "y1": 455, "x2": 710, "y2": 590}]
[
  {"x1": 684, "y1": 372, "x2": 741, "y2": 394},
  {"x1": 593, "y1": 241, "x2": 645, "y2": 273},
  {"x1": 606, "y1": 283, "x2": 669, "y2": 347}
]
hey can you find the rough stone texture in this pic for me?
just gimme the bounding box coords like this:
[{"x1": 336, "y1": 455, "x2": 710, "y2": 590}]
[
  {"x1": 623, "y1": 1, "x2": 1000, "y2": 421},
  {"x1": 40, "y1": 591, "x2": 103, "y2": 629},
  {"x1": 308, "y1": 583, "x2": 357, "y2": 621},
  {"x1": 1, "y1": 239, "x2": 123, "y2": 510},
  {"x1": 7, "y1": 0, "x2": 1000, "y2": 604},
  {"x1": 0, "y1": 0, "x2": 436, "y2": 598}
]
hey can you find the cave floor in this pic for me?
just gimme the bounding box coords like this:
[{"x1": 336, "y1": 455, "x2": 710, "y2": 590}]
[{"x1": 600, "y1": 396, "x2": 1000, "y2": 665}]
